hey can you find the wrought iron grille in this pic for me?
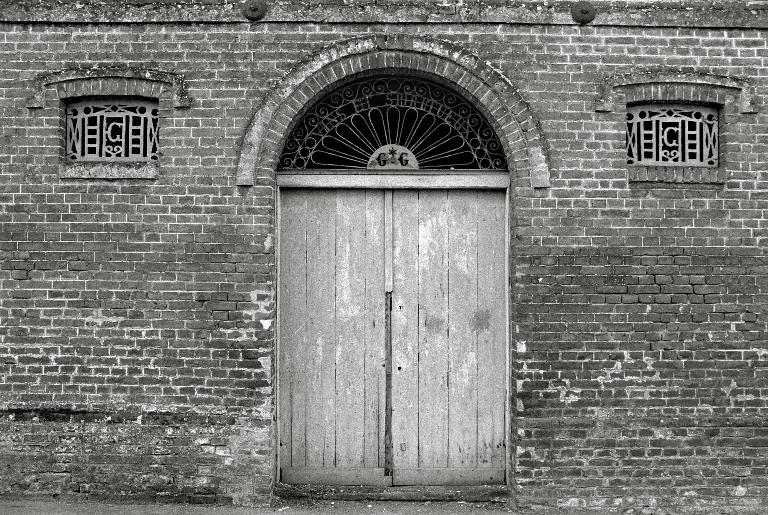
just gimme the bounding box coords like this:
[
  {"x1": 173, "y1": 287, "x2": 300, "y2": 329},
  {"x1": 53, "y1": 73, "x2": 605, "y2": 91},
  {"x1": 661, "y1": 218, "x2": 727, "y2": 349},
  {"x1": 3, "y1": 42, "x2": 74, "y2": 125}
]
[
  {"x1": 626, "y1": 104, "x2": 718, "y2": 167},
  {"x1": 66, "y1": 99, "x2": 159, "y2": 162},
  {"x1": 279, "y1": 76, "x2": 507, "y2": 170}
]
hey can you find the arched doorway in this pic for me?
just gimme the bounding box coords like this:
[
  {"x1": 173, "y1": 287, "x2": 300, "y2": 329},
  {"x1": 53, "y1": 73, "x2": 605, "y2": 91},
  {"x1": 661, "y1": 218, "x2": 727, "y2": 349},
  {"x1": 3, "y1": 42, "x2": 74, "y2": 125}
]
[{"x1": 277, "y1": 74, "x2": 508, "y2": 487}]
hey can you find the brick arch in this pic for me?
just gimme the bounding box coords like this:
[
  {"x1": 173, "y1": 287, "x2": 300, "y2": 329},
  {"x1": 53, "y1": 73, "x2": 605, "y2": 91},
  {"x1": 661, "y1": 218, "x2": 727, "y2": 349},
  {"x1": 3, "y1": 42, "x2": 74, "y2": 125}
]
[{"x1": 236, "y1": 35, "x2": 551, "y2": 188}]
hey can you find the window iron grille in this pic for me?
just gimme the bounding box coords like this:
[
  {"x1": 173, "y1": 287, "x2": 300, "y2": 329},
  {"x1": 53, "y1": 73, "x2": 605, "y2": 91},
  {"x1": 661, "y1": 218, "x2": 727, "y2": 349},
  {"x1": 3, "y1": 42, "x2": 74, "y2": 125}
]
[
  {"x1": 626, "y1": 104, "x2": 718, "y2": 167},
  {"x1": 66, "y1": 99, "x2": 159, "y2": 162},
  {"x1": 279, "y1": 76, "x2": 507, "y2": 170}
]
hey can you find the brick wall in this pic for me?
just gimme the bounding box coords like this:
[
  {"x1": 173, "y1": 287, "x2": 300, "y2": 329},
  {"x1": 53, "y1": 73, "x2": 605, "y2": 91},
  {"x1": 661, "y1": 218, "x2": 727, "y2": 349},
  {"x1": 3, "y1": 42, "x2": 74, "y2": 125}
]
[
  {"x1": 0, "y1": 21, "x2": 279, "y2": 505},
  {"x1": 2, "y1": 1, "x2": 768, "y2": 509}
]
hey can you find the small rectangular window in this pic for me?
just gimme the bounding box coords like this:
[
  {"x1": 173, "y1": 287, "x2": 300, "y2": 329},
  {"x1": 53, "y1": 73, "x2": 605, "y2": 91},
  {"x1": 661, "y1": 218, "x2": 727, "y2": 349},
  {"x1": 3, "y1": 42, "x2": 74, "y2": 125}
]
[
  {"x1": 66, "y1": 98, "x2": 159, "y2": 162},
  {"x1": 626, "y1": 104, "x2": 718, "y2": 167}
]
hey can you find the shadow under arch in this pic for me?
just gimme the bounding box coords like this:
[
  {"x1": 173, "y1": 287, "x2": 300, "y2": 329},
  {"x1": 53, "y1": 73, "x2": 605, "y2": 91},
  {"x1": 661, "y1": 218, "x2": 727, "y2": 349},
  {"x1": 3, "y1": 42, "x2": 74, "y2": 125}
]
[{"x1": 236, "y1": 34, "x2": 550, "y2": 188}]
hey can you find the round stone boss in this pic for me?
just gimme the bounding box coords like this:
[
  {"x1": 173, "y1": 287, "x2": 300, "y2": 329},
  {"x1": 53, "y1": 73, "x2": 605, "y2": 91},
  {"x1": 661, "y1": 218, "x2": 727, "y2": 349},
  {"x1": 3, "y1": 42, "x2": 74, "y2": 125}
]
[
  {"x1": 571, "y1": 1, "x2": 597, "y2": 24},
  {"x1": 241, "y1": 0, "x2": 268, "y2": 21}
]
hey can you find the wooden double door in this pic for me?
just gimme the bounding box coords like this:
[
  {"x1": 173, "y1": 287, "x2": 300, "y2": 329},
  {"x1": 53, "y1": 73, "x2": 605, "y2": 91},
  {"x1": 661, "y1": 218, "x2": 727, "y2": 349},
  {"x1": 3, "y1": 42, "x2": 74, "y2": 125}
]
[{"x1": 278, "y1": 188, "x2": 507, "y2": 486}]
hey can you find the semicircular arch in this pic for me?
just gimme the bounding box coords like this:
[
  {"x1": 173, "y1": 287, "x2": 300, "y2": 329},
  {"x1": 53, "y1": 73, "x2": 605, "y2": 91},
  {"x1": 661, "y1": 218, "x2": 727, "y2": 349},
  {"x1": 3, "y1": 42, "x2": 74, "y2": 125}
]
[{"x1": 236, "y1": 35, "x2": 550, "y2": 188}]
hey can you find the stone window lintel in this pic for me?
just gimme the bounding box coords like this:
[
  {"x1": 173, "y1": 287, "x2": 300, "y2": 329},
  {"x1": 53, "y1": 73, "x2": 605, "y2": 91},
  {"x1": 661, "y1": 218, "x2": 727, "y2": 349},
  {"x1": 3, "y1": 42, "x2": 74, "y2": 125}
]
[
  {"x1": 26, "y1": 66, "x2": 192, "y2": 110},
  {"x1": 595, "y1": 70, "x2": 757, "y2": 115}
]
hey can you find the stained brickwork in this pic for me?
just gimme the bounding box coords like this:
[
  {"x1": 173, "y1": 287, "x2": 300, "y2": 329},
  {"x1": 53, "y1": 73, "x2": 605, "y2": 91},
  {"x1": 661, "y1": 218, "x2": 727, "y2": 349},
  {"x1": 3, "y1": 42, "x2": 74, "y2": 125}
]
[{"x1": 1, "y1": 0, "x2": 768, "y2": 510}]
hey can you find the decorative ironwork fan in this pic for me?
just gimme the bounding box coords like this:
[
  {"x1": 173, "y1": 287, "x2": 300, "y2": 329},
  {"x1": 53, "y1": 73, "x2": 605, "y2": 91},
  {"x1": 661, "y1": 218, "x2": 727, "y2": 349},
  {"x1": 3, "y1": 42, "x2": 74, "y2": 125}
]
[{"x1": 279, "y1": 76, "x2": 507, "y2": 170}]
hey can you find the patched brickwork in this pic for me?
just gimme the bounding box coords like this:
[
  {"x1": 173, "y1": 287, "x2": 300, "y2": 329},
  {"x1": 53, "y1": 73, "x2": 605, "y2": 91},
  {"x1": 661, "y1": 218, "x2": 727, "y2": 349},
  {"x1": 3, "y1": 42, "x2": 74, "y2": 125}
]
[
  {"x1": 2, "y1": 0, "x2": 768, "y2": 510},
  {"x1": 0, "y1": 410, "x2": 270, "y2": 504}
]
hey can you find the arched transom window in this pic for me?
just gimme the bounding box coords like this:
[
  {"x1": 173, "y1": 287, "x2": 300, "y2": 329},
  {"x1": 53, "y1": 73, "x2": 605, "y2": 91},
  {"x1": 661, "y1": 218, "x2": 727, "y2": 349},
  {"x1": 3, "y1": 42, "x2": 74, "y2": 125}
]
[{"x1": 279, "y1": 76, "x2": 508, "y2": 171}]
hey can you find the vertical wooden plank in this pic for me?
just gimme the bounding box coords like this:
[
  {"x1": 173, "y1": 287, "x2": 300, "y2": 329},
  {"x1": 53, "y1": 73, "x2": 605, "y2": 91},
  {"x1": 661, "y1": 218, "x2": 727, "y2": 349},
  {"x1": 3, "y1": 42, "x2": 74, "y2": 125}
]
[
  {"x1": 417, "y1": 190, "x2": 449, "y2": 469},
  {"x1": 334, "y1": 190, "x2": 367, "y2": 467},
  {"x1": 447, "y1": 190, "x2": 479, "y2": 468},
  {"x1": 279, "y1": 189, "x2": 308, "y2": 468},
  {"x1": 363, "y1": 190, "x2": 386, "y2": 468},
  {"x1": 384, "y1": 190, "x2": 393, "y2": 293},
  {"x1": 476, "y1": 190, "x2": 507, "y2": 468},
  {"x1": 305, "y1": 189, "x2": 337, "y2": 467},
  {"x1": 382, "y1": 189, "x2": 393, "y2": 471},
  {"x1": 391, "y1": 190, "x2": 420, "y2": 470}
]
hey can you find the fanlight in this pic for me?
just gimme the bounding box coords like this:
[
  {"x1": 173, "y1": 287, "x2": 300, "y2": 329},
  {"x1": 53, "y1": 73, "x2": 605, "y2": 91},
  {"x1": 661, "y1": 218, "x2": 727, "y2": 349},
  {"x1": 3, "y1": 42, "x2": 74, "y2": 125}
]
[{"x1": 279, "y1": 76, "x2": 507, "y2": 170}]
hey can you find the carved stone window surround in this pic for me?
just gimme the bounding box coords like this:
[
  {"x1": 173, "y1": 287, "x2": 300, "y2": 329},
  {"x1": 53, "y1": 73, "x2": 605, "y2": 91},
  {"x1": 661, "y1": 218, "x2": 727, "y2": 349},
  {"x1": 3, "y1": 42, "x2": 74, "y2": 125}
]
[
  {"x1": 26, "y1": 66, "x2": 191, "y2": 180},
  {"x1": 626, "y1": 104, "x2": 718, "y2": 168},
  {"x1": 595, "y1": 70, "x2": 758, "y2": 186},
  {"x1": 66, "y1": 98, "x2": 160, "y2": 164}
]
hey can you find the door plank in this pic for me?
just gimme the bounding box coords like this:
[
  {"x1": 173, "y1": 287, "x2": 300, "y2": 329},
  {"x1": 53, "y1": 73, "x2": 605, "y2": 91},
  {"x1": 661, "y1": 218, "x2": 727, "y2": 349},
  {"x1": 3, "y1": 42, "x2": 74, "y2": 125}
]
[
  {"x1": 417, "y1": 190, "x2": 450, "y2": 469},
  {"x1": 447, "y1": 190, "x2": 479, "y2": 468},
  {"x1": 393, "y1": 468, "x2": 505, "y2": 486},
  {"x1": 335, "y1": 190, "x2": 367, "y2": 467},
  {"x1": 279, "y1": 189, "x2": 308, "y2": 468},
  {"x1": 306, "y1": 190, "x2": 338, "y2": 467},
  {"x1": 391, "y1": 190, "x2": 420, "y2": 470},
  {"x1": 384, "y1": 190, "x2": 393, "y2": 293},
  {"x1": 282, "y1": 467, "x2": 393, "y2": 486},
  {"x1": 476, "y1": 191, "x2": 507, "y2": 468},
  {"x1": 363, "y1": 190, "x2": 387, "y2": 468}
]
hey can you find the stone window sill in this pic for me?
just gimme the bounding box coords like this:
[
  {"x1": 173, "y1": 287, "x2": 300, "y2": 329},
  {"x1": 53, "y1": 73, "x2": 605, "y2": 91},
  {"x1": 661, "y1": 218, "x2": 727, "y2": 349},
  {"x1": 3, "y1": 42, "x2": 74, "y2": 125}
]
[
  {"x1": 628, "y1": 165, "x2": 723, "y2": 185},
  {"x1": 60, "y1": 162, "x2": 159, "y2": 180}
]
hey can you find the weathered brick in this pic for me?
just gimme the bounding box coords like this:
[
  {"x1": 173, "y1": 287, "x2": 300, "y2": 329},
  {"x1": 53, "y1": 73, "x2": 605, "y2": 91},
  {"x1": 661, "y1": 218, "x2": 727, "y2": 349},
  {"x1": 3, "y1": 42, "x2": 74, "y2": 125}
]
[{"x1": 1, "y1": 0, "x2": 768, "y2": 511}]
